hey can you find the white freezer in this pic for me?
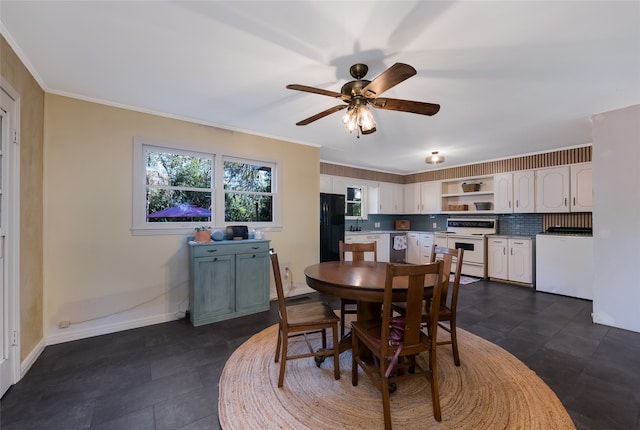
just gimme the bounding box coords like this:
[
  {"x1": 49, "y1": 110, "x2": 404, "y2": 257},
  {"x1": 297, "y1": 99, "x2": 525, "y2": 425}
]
[{"x1": 535, "y1": 234, "x2": 594, "y2": 300}]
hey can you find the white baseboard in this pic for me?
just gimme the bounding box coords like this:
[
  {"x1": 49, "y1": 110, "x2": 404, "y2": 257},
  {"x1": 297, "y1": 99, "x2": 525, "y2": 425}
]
[
  {"x1": 45, "y1": 312, "x2": 180, "y2": 346},
  {"x1": 269, "y1": 282, "x2": 316, "y2": 300},
  {"x1": 20, "y1": 338, "x2": 46, "y2": 379}
]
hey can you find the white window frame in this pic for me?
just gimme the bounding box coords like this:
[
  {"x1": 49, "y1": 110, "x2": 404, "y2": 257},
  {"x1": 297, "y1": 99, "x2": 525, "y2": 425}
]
[
  {"x1": 132, "y1": 138, "x2": 282, "y2": 235},
  {"x1": 219, "y1": 156, "x2": 278, "y2": 225}
]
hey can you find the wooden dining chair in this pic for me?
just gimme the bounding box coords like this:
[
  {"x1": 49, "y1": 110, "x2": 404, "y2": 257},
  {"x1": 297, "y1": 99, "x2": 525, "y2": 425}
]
[
  {"x1": 392, "y1": 245, "x2": 464, "y2": 366},
  {"x1": 270, "y1": 249, "x2": 340, "y2": 388},
  {"x1": 338, "y1": 240, "x2": 377, "y2": 337},
  {"x1": 430, "y1": 245, "x2": 464, "y2": 366},
  {"x1": 351, "y1": 261, "x2": 444, "y2": 429}
]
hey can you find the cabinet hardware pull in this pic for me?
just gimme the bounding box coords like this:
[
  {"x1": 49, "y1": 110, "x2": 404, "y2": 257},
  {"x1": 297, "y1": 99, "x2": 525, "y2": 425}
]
[
  {"x1": 573, "y1": 197, "x2": 576, "y2": 206},
  {"x1": 207, "y1": 249, "x2": 218, "y2": 253},
  {"x1": 516, "y1": 200, "x2": 519, "y2": 208},
  {"x1": 564, "y1": 197, "x2": 567, "y2": 206},
  {"x1": 251, "y1": 246, "x2": 260, "y2": 250},
  {"x1": 509, "y1": 201, "x2": 511, "y2": 208}
]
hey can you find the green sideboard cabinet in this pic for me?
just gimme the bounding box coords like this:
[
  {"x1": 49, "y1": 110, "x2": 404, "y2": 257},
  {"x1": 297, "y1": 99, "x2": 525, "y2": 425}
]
[{"x1": 188, "y1": 239, "x2": 271, "y2": 326}]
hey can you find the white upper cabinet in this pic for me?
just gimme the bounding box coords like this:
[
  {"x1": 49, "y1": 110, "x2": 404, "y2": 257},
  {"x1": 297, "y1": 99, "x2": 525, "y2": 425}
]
[
  {"x1": 494, "y1": 171, "x2": 535, "y2": 213},
  {"x1": 320, "y1": 174, "x2": 333, "y2": 194},
  {"x1": 493, "y1": 174, "x2": 513, "y2": 213},
  {"x1": 370, "y1": 182, "x2": 404, "y2": 214},
  {"x1": 420, "y1": 181, "x2": 441, "y2": 214},
  {"x1": 536, "y1": 166, "x2": 571, "y2": 212},
  {"x1": 403, "y1": 181, "x2": 441, "y2": 214},
  {"x1": 570, "y1": 162, "x2": 593, "y2": 211},
  {"x1": 536, "y1": 163, "x2": 592, "y2": 213},
  {"x1": 403, "y1": 183, "x2": 420, "y2": 214}
]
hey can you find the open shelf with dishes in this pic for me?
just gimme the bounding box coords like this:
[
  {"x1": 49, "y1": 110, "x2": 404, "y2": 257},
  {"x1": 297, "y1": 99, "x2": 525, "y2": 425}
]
[{"x1": 441, "y1": 175, "x2": 494, "y2": 213}]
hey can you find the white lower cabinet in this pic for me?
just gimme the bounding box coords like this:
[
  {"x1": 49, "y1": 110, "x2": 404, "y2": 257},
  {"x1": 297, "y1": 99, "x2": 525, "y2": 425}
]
[
  {"x1": 344, "y1": 233, "x2": 391, "y2": 262},
  {"x1": 488, "y1": 236, "x2": 535, "y2": 286},
  {"x1": 406, "y1": 232, "x2": 421, "y2": 264},
  {"x1": 419, "y1": 233, "x2": 434, "y2": 264}
]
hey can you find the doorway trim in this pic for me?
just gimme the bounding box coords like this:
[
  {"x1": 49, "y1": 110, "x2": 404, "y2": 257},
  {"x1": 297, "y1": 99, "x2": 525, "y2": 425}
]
[{"x1": 1, "y1": 77, "x2": 21, "y2": 393}]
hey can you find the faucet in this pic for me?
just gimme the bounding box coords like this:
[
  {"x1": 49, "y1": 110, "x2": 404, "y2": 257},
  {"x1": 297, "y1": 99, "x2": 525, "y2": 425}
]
[{"x1": 355, "y1": 218, "x2": 359, "y2": 231}]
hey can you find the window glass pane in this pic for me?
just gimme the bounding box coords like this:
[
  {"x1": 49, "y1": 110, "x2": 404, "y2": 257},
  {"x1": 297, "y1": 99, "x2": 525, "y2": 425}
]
[
  {"x1": 224, "y1": 161, "x2": 271, "y2": 192},
  {"x1": 346, "y1": 202, "x2": 361, "y2": 217},
  {"x1": 147, "y1": 189, "x2": 212, "y2": 222},
  {"x1": 144, "y1": 146, "x2": 213, "y2": 224},
  {"x1": 147, "y1": 151, "x2": 211, "y2": 188},
  {"x1": 225, "y1": 193, "x2": 273, "y2": 222}
]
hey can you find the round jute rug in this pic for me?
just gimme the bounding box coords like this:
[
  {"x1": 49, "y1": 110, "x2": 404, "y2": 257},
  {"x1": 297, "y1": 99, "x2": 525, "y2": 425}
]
[{"x1": 218, "y1": 324, "x2": 575, "y2": 430}]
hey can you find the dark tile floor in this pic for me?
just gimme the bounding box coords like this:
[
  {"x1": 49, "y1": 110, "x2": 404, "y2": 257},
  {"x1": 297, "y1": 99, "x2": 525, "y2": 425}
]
[{"x1": 1, "y1": 280, "x2": 639, "y2": 429}]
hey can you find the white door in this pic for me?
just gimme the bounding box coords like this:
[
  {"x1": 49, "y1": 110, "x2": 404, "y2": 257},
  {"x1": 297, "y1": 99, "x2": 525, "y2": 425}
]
[{"x1": 0, "y1": 85, "x2": 18, "y2": 397}]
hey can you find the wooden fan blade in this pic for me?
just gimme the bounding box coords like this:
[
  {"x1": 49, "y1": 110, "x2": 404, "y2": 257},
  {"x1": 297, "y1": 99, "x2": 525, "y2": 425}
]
[
  {"x1": 286, "y1": 84, "x2": 347, "y2": 100},
  {"x1": 296, "y1": 105, "x2": 347, "y2": 126},
  {"x1": 361, "y1": 63, "x2": 417, "y2": 98},
  {"x1": 370, "y1": 98, "x2": 440, "y2": 116}
]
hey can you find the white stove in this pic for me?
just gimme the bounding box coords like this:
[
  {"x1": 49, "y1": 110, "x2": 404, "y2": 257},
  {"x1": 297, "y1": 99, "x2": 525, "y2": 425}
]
[{"x1": 435, "y1": 218, "x2": 497, "y2": 278}]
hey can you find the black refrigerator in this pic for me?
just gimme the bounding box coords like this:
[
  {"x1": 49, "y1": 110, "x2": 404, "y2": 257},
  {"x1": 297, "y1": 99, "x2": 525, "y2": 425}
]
[{"x1": 320, "y1": 193, "x2": 345, "y2": 262}]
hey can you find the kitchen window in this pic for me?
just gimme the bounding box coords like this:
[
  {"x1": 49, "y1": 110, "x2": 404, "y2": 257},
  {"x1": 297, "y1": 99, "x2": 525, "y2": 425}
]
[
  {"x1": 346, "y1": 186, "x2": 363, "y2": 217},
  {"x1": 132, "y1": 138, "x2": 280, "y2": 234}
]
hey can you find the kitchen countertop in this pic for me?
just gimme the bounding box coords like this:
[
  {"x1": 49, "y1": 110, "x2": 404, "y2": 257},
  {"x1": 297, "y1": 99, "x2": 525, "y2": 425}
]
[
  {"x1": 345, "y1": 230, "x2": 440, "y2": 235},
  {"x1": 488, "y1": 234, "x2": 536, "y2": 239}
]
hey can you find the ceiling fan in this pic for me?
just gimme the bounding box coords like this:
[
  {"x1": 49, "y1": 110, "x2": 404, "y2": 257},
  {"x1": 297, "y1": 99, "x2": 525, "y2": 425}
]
[{"x1": 286, "y1": 63, "x2": 440, "y2": 136}]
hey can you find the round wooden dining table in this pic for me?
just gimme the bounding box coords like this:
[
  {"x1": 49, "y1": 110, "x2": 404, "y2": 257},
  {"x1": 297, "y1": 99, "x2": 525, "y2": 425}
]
[
  {"x1": 305, "y1": 260, "x2": 436, "y2": 357},
  {"x1": 304, "y1": 260, "x2": 435, "y2": 322}
]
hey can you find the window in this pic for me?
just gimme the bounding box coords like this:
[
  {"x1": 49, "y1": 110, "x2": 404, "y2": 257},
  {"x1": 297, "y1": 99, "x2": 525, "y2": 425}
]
[
  {"x1": 133, "y1": 138, "x2": 280, "y2": 235},
  {"x1": 346, "y1": 186, "x2": 362, "y2": 217},
  {"x1": 223, "y1": 158, "x2": 274, "y2": 222},
  {"x1": 145, "y1": 147, "x2": 213, "y2": 223}
]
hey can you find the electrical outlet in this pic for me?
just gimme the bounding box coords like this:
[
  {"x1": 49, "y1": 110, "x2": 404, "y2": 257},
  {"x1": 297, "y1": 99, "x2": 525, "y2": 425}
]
[
  {"x1": 284, "y1": 266, "x2": 290, "y2": 278},
  {"x1": 375, "y1": 222, "x2": 380, "y2": 228},
  {"x1": 58, "y1": 320, "x2": 70, "y2": 329},
  {"x1": 432, "y1": 222, "x2": 437, "y2": 228}
]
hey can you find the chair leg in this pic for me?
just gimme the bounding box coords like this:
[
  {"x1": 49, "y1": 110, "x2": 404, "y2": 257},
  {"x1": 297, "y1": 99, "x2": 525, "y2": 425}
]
[
  {"x1": 450, "y1": 320, "x2": 460, "y2": 366},
  {"x1": 381, "y1": 374, "x2": 393, "y2": 430},
  {"x1": 429, "y1": 347, "x2": 442, "y2": 421},
  {"x1": 321, "y1": 328, "x2": 328, "y2": 349},
  {"x1": 340, "y1": 300, "x2": 346, "y2": 337},
  {"x1": 351, "y1": 334, "x2": 359, "y2": 386},
  {"x1": 332, "y1": 324, "x2": 340, "y2": 380},
  {"x1": 278, "y1": 335, "x2": 288, "y2": 388},
  {"x1": 275, "y1": 326, "x2": 282, "y2": 363}
]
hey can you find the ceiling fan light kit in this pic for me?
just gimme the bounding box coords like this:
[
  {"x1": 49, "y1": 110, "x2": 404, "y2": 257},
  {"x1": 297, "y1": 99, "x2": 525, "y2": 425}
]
[
  {"x1": 286, "y1": 62, "x2": 440, "y2": 136},
  {"x1": 342, "y1": 100, "x2": 376, "y2": 135},
  {"x1": 425, "y1": 151, "x2": 445, "y2": 164}
]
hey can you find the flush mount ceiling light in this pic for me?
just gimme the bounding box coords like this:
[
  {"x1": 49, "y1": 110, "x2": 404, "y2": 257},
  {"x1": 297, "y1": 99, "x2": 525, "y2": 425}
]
[{"x1": 425, "y1": 151, "x2": 445, "y2": 164}]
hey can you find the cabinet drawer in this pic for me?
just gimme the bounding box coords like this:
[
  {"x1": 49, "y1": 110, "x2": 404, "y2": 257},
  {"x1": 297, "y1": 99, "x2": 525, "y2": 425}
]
[{"x1": 190, "y1": 240, "x2": 270, "y2": 258}]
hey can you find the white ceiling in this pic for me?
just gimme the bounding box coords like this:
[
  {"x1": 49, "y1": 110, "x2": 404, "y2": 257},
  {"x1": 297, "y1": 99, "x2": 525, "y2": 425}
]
[{"x1": 2, "y1": 1, "x2": 639, "y2": 174}]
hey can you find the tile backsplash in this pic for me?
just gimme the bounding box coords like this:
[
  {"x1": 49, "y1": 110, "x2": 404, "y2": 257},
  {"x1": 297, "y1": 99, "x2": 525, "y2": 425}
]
[{"x1": 346, "y1": 213, "x2": 543, "y2": 236}]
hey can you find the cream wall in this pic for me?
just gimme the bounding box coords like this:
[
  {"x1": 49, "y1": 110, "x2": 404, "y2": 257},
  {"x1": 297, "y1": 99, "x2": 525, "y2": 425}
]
[{"x1": 44, "y1": 95, "x2": 319, "y2": 343}]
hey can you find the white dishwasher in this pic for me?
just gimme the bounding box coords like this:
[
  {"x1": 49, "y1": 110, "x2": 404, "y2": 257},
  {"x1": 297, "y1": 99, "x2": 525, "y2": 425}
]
[{"x1": 535, "y1": 229, "x2": 593, "y2": 300}]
